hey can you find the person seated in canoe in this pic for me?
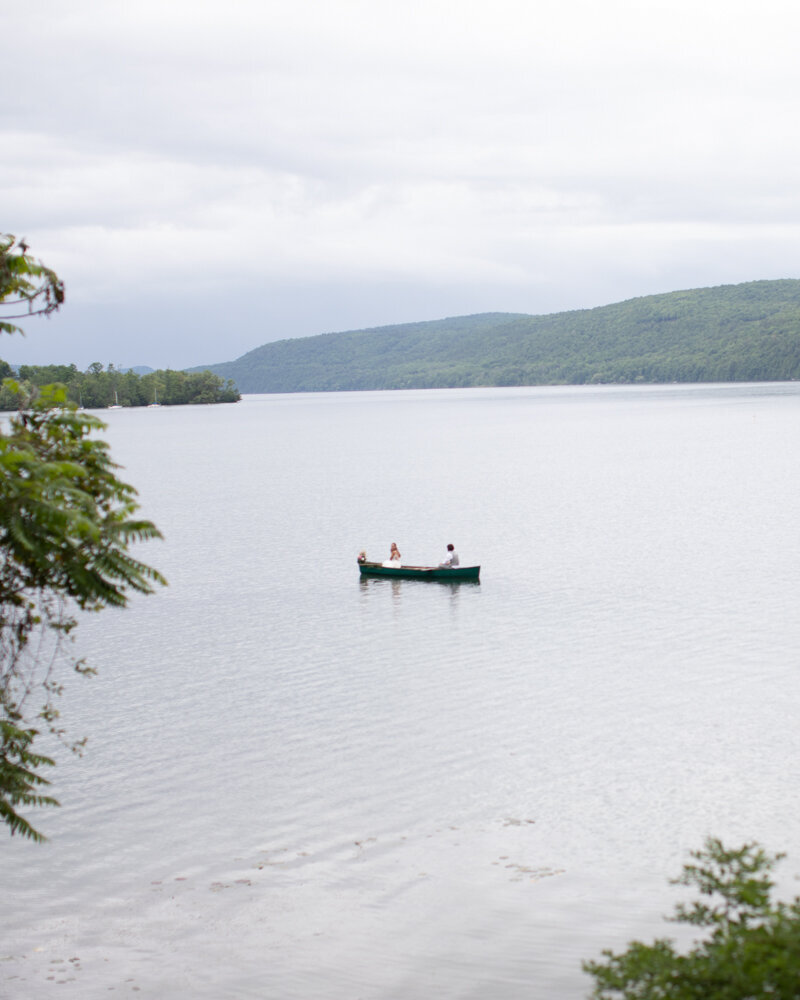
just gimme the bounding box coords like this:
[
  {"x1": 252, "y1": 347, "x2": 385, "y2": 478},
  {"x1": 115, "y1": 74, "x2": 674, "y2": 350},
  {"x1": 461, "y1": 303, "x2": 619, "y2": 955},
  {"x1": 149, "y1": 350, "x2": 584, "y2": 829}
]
[
  {"x1": 439, "y1": 543, "x2": 459, "y2": 567},
  {"x1": 357, "y1": 550, "x2": 367, "y2": 564},
  {"x1": 380, "y1": 543, "x2": 402, "y2": 567}
]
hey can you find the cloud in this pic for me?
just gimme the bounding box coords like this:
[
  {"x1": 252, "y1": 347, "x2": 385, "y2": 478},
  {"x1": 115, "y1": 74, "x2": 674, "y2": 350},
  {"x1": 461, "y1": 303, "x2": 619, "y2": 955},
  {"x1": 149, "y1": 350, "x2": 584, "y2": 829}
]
[{"x1": 4, "y1": 0, "x2": 800, "y2": 368}]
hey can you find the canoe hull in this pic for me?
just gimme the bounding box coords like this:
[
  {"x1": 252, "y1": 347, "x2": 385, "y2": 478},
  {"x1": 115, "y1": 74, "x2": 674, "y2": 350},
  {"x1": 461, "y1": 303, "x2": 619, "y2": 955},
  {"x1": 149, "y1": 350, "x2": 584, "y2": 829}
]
[{"x1": 358, "y1": 561, "x2": 480, "y2": 581}]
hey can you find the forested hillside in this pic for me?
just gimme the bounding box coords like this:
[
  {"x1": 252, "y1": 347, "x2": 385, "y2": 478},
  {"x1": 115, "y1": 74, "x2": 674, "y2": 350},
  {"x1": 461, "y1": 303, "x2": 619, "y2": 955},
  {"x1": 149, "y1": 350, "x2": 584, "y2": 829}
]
[{"x1": 198, "y1": 280, "x2": 800, "y2": 392}]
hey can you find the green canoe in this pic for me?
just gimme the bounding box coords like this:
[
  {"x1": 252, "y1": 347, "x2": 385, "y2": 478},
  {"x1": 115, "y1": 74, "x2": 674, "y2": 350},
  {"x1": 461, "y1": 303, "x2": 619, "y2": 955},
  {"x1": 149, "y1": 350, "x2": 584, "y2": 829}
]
[{"x1": 358, "y1": 561, "x2": 480, "y2": 581}]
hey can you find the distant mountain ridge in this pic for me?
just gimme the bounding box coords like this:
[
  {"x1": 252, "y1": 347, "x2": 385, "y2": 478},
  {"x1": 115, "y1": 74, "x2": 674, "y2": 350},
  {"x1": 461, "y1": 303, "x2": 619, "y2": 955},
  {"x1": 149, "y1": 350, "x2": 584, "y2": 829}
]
[{"x1": 193, "y1": 280, "x2": 800, "y2": 392}]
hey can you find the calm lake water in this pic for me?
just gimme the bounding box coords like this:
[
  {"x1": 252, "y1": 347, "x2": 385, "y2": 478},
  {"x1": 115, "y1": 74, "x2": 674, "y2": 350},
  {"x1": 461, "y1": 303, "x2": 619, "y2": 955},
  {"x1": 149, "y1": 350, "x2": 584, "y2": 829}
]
[{"x1": 4, "y1": 384, "x2": 800, "y2": 998}]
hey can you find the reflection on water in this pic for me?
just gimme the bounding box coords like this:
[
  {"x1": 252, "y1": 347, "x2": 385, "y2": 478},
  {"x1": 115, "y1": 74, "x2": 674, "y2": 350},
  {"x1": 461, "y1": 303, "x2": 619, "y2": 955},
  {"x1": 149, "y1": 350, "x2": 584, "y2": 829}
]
[
  {"x1": 4, "y1": 385, "x2": 800, "y2": 999},
  {"x1": 358, "y1": 576, "x2": 481, "y2": 593}
]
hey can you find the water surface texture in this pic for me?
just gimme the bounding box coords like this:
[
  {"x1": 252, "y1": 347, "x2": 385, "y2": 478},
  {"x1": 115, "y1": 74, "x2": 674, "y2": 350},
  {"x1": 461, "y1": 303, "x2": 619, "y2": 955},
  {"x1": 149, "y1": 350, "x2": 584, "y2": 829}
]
[{"x1": 3, "y1": 385, "x2": 800, "y2": 998}]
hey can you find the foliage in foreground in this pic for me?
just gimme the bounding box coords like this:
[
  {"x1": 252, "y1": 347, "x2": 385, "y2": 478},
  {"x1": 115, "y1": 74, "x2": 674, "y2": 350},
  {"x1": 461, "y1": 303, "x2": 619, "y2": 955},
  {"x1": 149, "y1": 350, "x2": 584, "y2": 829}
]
[
  {"x1": 0, "y1": 234, "x2": 166, "y2": 841},
  {"x1": 0, "y1": 386, "x2": 167, "y2": 839},
  {"x1": 584, "y1": 838, "x2": 800, "y2": 999},
  {"x1": 0, "y1": 234, "x2": 64, "y2": 337}
]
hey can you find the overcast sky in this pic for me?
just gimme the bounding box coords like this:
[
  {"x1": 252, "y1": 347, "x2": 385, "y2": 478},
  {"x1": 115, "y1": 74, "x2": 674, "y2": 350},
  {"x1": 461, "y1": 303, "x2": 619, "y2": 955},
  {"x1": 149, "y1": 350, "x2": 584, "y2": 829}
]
[{"x1": 4, "y1": 0, "x2": 800, "y2": 369}]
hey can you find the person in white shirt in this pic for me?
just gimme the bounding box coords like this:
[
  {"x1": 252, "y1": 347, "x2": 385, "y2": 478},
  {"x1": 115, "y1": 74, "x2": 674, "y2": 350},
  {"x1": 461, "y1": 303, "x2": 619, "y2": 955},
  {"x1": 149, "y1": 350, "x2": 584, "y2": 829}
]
[{"x1": 439, "y1": 543, "x2": 459, "y2": 567}]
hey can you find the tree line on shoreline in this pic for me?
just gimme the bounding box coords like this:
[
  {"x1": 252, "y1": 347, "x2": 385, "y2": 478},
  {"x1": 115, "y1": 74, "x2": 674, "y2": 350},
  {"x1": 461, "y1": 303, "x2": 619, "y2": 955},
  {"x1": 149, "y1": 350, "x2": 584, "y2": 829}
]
[{"x1": 0, "y1": 361, "x2": 240, "y2": 409}]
